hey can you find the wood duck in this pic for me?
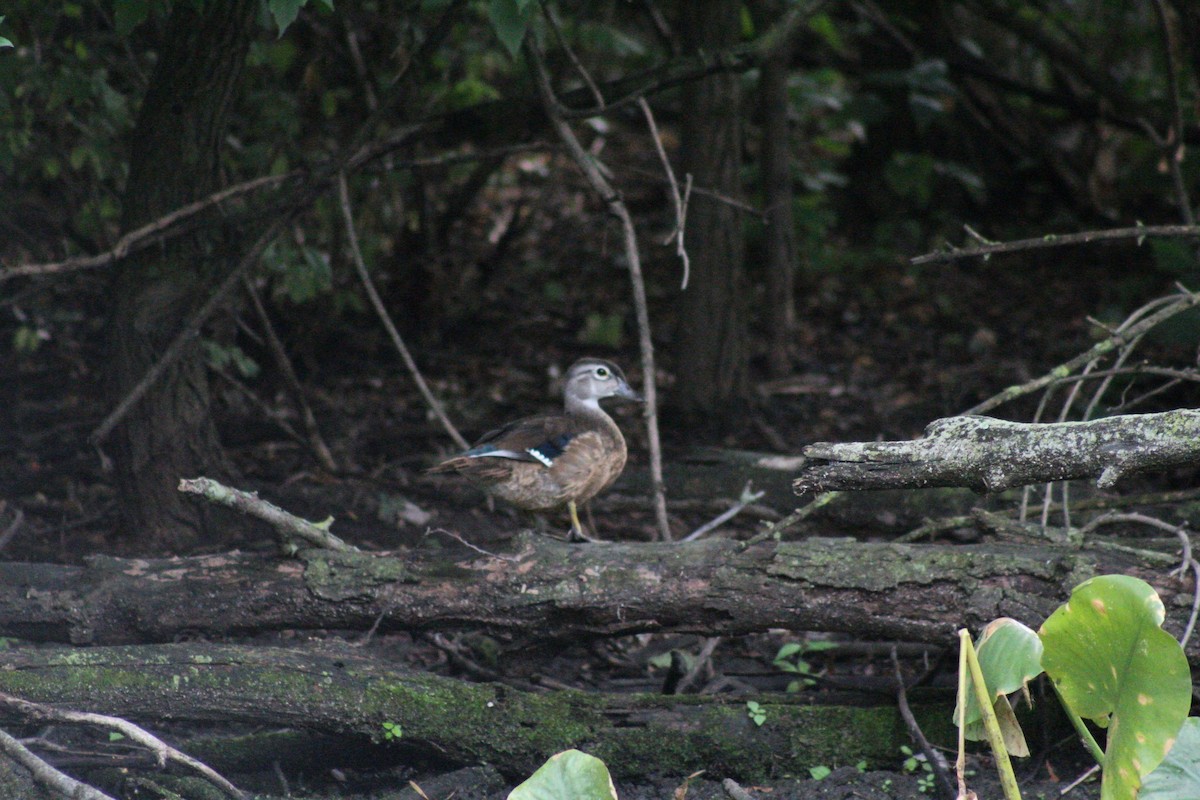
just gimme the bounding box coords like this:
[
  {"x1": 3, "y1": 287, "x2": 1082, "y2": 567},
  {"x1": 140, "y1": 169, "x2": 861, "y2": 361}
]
[{"x1": 430, "y1": 359, "x2": 642, "y2": 540}]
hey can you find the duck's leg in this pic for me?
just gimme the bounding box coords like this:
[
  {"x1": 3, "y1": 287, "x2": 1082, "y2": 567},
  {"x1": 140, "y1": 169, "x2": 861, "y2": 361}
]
[{"x1": 567, "y1": 500, "x2": 601, "y2": 543}]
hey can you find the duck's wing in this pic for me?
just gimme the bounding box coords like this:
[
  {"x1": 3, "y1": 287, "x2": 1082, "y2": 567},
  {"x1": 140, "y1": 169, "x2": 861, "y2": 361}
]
[{"x1": 465, "y1": 414, "x2": 577, "y2": 466}]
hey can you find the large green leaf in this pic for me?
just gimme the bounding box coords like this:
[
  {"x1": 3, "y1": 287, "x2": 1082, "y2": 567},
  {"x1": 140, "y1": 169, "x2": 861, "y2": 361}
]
[
  {"x1": 955, "y1": 617, "x2": 1043, "y2": 756},
  {"x1": 268, "y1": 0, "x2": 303, "y2": 35},
  {"x1": 1039, "y1": 575, "x2": 1190, "y2": 800},
  {"x1": 488, "y1": 0, "x2": 535, "y2": 58},
  {"x1": 112, "y1": 0, "x2": 151, "y2": 36},
  {"x1": 508, "y1": 750, "x2": 618, "y2": 800},
  {"x1": 1141, "y1": 717, "x2": 1200, "y2": 800}
]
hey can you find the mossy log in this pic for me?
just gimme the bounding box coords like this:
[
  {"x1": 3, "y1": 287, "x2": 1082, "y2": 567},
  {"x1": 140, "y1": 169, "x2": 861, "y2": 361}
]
[
  {"x1": 0, "y1": 643, "x2": 951, "y2": 781},
  {"x1": 795, "y1": 410, "x2": 1200, "y2": 493},
  {"x1": 0, "y1": 534, "x2": 1193, "y2": 658}
]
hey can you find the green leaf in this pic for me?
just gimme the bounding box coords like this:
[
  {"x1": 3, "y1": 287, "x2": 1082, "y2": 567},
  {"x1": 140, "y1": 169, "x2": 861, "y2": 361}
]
[
  {"x1": 577, "y1": 312, "x2": 624, "y2": 348},
  {"x1": 0, "y1": 15, "x2": 11, "y2": 48},
  {"x1": 809, "y1": 765, "x2": 832, "y2": 780},
  {"x1": 507, "y1": 750, "x2": 617, "y2": 800},
  {"x1": 446, "y1": 76, "x2": 502, "y2": 109},
  {"x1": 265, "y1": 241, "x2": 332, "y2": 304},
  {"x1": 1141, "y1": 717, "x2": 1200, "y2": 800},
  {"x1": 13, "y1": 326, "x2": 42, "y2": 352},
  {"x1": 955, "y1": 617, "x2": 1043, "y2": 756},
  {"x1": 268, "y1": 0, "x2": 307, "y2": 36},
  {"x1": 775, "y1": 642, "x2": 804, "y2": 660},
  {"x1": 113, "y1": 0, "x2": 151, "y2": 36},
  {"x1": 1039, "y1": 575, "x2": 1190, "y2": 800},
  {"x1": 647, "y1": 652, "x2": 673, "y2": 669},
  {"x1": 807, "y1": 13, "x2": 843, "y2": 52},
  {"x1": 488, "y1": 0, "x2": 534, "y2": 58}
]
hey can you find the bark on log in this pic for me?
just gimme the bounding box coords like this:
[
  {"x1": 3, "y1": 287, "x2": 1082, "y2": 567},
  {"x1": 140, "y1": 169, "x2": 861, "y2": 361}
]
[
  {"x1": 0, "y1": 535, "x2": 1192, "y2": 658},
  {"x1": 0, "y1": 643, "x2": 951, "y2": 781},
  {"x1": 794, "y1": 410, "x2": 1200, "y2": 494}
]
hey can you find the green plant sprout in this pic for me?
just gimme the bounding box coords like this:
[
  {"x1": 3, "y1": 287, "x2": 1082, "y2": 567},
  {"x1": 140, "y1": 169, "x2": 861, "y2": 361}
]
[
  {"x1": 746, "y1": 700, "x2": 767, "y2": 726},
  {"x1": 900, "y1": 745, "x2": 937, "y2": 794},
  {"x1": 380, "y1": 720, "x2": 402, "y2": 741},
  {"x1": 955, "y1": 575, "x2": 1193, "y2": 800},
  {"x1": 772, "y1": 639, "x2": 836, "y2": 691}
]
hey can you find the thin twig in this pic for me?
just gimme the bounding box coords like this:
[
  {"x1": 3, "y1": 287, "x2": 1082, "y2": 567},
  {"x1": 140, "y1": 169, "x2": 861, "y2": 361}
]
[
  {"x1": 551, "y1": 1, "x2": 815, "y2": 122},
  {"x1": 338, "y1": 0, "x2": 467, "y2": 163},
  {"x1": 243, "y1": 276, "x2": 339, "y2": 472},
  {"x1": 0, "y1": 174, "x2": 289, "y2": 283},
  {"x1": 1184, "y1": 558, "x2": 1200, "y2": 648},
  {"x1": 0, "y1": 504, "x2": 24, "y2": 553},
  {"x1": 0, "y1": 691, "x2": 245, "y2": 799},
  {"x1": 1031, "y1": 294, "x2": 1166, "y2": 529},
  {"x1": 88, "y1": 215, "x2": 292, "y2": 446},
  {"x1": 1146, "y1": 0, "x2": 1195, "y2": 227},
  {"x1": 892, "y1": 648, "x2": 957, "y2": 800},
  {"x1": 541, "y1": 3, "x2": 605, "y2": 108},
  {"x1": 527, "y1": 37, "x2": 671, "y2": 541},
  {"x1": 209, "y1": 363, "x2": 308, "y2": 446},
  {"x1": 1108, "y1": 376, "x2": 1184, "y2": 414},
  {"x1": 741, "y1": 491, "x2": 840, "y2": 548},
  {"x1": 1042, "y1": 364, "x2": 1200, "y2": 388},
  {"x1": 178, "y1": 476, "x2": 355, "y2": 552},
  {"x1": 424, "y1": 527, "x2": 520, "y2": 561},
  {"x1": 894, "y1": 515, "x2": 974, "y2": 544},
  {"x1": 964, "y1": 287, "x2": 1200, "y2": 415},
  {"x1": 673, "y1": 637, "x2": 722, "y2": 694},
  {"x1": 622, "y1": 163, "x2": 758, "y2": 216},
  {"x1": 336, "y1": 172, "x2": 468, "y2": 451},
  {"x1": 682, "y1": 483, "x2": 765, "y2": 541},
  {"x1": 637, "y1": 97, "x2": 691, "y2": 289},
  {"x1": 912, "y1": 223, "x2": 1200, "y2": 266},
  {"x1": 1060, "y1": 764, "x2": 1101, "y2": 796},
  {"x1": 0, "y1": 726, "x2": 117, "y2": 800}
]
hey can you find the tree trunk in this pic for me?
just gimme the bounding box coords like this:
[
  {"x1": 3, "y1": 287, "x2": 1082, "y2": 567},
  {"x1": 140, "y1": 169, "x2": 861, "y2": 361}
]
[
  {"x1": 759, "y1": 22, "x2": 798, "y2": 378},
  {"x1": 672, "y1": 0, "x2": 749, "y2": 418},
  {"x1": 105, "y1": 0, "x2": 258, "y2": 549}
]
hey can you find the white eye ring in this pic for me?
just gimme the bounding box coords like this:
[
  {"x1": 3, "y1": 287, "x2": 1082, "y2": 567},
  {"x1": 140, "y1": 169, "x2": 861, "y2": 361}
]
[{"x1": 595, "y1": 367, "x2": 610, "y2": 378}]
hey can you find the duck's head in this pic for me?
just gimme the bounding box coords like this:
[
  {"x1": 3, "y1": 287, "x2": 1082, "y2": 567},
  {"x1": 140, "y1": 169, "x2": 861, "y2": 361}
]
[{"x1": 564, "y1": 358, "x2": 642, "y2": 412}]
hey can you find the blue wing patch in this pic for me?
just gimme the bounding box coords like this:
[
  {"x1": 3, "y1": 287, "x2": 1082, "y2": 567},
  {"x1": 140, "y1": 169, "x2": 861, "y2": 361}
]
[
  {"x1": 464, "y1": 432, "x2": 575, "y2": 465},
  {"x1": 526, "y1": 433, "x2": 574, "y2": 467}
]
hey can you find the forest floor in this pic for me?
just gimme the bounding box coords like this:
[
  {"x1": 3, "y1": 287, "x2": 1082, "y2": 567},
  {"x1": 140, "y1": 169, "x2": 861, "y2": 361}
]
[{"x1": 3, "y1": 165, "x2": 1192, "y2": 798}]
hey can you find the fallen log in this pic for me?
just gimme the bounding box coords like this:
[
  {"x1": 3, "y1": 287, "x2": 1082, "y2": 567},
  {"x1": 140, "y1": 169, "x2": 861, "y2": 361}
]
[
  {"x1": 0, "y1": 535, "x2": 1191, "y2": 657},
  {"x1": 0, "y1": 642, "x2": 952, "y2": 781},
  {"x1": 794, "y1": 410, "x2": 1200, "y2": 493}
]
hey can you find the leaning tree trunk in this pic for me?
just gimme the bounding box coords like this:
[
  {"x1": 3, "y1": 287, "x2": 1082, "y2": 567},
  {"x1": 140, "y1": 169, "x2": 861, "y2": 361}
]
[
  {"x1": 105, "y1": 0, "x2": 258, "y2": 548},
  {"x1": 673, "y1": 0, "x2": 749, "y2": 418}
]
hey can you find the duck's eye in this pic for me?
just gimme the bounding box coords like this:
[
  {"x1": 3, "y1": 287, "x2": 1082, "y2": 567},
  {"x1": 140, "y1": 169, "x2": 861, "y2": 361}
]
[{"x1": 595, "y1": 366, "x2": 610, "y2": 379}]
